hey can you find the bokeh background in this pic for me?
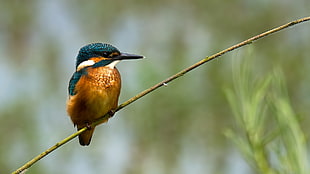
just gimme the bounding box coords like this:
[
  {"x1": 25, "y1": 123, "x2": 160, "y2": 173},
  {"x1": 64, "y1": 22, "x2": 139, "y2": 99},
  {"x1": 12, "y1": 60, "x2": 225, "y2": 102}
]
[{"x1": 1, "y1": 0, "x2": 309, "y2": 173}]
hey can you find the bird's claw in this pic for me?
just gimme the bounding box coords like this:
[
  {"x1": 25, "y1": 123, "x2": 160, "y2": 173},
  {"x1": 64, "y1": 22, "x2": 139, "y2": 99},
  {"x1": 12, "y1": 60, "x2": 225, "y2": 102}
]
[
  {"x1": 86, "y1": 122, "x2": 92, "y2": 130},
  {"x1": 108, "y1": 110, "x2": 115, "y2": 117}
]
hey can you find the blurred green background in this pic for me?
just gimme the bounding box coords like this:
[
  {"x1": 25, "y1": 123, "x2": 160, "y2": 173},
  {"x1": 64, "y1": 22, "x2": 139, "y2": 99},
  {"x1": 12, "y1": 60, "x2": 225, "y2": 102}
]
[{"x1": 1, "y1": 0, "x2": 309, "y2": 174}]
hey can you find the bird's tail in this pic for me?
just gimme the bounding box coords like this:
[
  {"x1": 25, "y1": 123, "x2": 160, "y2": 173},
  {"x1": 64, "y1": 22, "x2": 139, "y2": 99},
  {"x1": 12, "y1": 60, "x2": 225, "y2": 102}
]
[{"x1": 77, "y1": 125, "x2": 95, "y2": 146}]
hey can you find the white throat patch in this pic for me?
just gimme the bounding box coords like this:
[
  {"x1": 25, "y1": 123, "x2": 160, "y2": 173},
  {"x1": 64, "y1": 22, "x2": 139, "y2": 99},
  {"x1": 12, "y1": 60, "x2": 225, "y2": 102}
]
[
  {"x1": 77, "y1": 60, "x2": 95, "y2": 71},
  {"x1": 106, "y1": 60, "x2": 121, "y2": 69}
]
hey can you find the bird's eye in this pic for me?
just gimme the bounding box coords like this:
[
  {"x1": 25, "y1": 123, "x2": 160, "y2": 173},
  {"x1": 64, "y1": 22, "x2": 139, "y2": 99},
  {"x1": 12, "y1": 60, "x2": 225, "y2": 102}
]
[
  {"x1": 101, "y1": 51, "x2": 110, "y2": 57},
  {"x1": 94, "y1": 51, "x2": 119, "y2": 58},
  {"x1": 93, "y1": 51, "x2": 109, "y2": 57}
]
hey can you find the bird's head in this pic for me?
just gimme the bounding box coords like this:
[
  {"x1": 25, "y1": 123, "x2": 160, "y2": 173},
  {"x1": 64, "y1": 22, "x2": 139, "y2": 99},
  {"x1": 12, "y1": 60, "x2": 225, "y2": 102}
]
[{"x1": 75, "y1": 43, "x2": 143, "y2": 70}]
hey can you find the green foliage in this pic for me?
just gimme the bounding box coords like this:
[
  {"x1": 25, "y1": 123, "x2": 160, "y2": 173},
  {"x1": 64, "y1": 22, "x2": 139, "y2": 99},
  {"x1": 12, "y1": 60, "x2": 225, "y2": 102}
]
[
  {"x1": 2, "y1": 1, "x2": 310, "y2": 173},
  {"x1": 225, "y1": 50, "x2": 309, "y2": 174}
]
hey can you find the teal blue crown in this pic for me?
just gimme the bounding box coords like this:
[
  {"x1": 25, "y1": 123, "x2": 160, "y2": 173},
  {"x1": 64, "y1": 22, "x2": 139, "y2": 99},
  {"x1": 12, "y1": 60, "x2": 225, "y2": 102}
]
[{"x1": 76, "y1": 43, "x2": 120, "y2": 68}]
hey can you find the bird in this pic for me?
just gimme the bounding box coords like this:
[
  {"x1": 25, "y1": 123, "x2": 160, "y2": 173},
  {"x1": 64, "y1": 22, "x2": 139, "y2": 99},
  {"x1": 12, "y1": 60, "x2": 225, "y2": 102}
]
[{"x1": 66, "y1": 43, "x2": 143, "y2": 146}]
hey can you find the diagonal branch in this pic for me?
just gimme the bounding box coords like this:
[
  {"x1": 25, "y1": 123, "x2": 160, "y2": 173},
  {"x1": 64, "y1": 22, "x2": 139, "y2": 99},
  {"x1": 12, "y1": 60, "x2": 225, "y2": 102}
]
[{"x1": 12, "y1": 16, "x2": 310, "y2": 174}]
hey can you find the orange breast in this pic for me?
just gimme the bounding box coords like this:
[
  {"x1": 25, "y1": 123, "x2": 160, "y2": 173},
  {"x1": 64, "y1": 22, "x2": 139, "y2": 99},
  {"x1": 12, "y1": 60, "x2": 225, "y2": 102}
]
[{"x1": 67, "y1": 66, "x2": 121, "y2": 126}]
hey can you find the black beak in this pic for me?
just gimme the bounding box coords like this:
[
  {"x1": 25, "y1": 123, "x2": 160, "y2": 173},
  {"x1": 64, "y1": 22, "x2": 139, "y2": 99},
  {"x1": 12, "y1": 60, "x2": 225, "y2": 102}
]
[{"x1": 115, "y1": 53, "x2": 144, "y2": 60}]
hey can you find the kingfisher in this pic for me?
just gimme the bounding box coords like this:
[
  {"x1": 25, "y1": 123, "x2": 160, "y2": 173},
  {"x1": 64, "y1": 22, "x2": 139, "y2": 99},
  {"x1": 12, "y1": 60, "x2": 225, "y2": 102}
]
[{"x1": 67, "y1": 43, "x2": 143, "y2": 146}]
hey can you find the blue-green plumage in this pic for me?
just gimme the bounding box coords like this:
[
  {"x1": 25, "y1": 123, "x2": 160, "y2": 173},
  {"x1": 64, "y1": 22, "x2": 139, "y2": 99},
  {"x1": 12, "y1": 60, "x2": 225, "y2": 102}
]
[
  {"x1": 92, "y1": 59, "x2": 114, "y2": 68},
  {"x1": 68, "y1": 69, "x2": 87, "y2": 96},
  {"x1": 69, "y1": 43, "x2": 120, "y2": 96},
  {"x1": 67, "y1": 42, "x2": 143, "y2": 146},
  {"x1": 69, "y1": 60, "x2": 114, "y2": 96},
  {"x1": 76, "y1": 43, "x2": 120, "y2": 68}
]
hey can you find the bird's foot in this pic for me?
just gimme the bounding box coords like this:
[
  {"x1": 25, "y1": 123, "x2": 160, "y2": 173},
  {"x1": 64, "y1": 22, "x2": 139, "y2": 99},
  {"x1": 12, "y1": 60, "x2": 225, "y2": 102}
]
[
  {"x1": 108, "y1": 110, "x2": 116, "y2": 117},
  {"x1": 85, "y1": 122, "x2": 92, "y2": 130}
]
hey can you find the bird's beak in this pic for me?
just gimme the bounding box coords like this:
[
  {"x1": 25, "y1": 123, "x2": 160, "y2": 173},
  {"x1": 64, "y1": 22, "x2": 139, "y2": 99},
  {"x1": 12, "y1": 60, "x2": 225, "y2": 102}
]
[{"x1": 116, "y1": 53, "x2": 144, "y2": 60}]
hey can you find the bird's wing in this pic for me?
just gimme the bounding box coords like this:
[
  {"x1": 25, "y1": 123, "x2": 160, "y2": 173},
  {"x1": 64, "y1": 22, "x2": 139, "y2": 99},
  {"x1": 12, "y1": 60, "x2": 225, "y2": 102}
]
[{"x1": 68, "y1": 69, "x2": 87, "y2": 96}]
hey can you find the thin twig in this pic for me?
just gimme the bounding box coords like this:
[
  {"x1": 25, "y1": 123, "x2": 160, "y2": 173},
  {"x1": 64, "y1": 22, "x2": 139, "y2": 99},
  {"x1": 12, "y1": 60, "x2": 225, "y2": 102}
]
[{"x1": 12, "y1": 16, "x2": 310, "y2": 174}]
